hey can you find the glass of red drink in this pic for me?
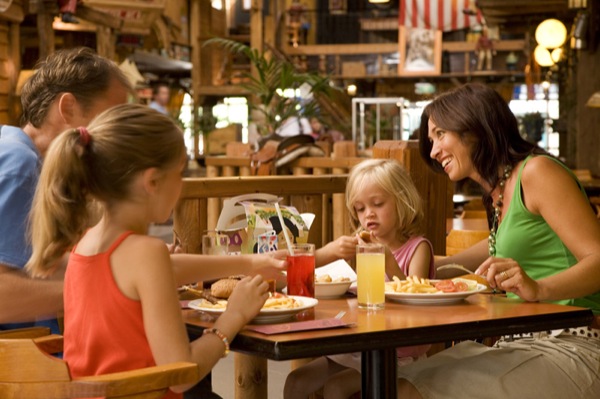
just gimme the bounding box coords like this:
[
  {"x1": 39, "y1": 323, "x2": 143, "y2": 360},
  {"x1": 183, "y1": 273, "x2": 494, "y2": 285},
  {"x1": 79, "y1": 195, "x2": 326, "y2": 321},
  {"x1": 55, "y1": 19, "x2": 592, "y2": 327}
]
[{"x1": 286, "y1": 243, "x2": 315, "y2": 298}]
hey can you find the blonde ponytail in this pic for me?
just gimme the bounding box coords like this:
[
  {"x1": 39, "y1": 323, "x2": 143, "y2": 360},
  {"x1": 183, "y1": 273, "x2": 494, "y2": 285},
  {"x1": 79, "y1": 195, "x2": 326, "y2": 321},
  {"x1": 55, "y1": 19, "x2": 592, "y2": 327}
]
[{"x1": 27, "y1": 128, "x2": 91, "y2": 277}]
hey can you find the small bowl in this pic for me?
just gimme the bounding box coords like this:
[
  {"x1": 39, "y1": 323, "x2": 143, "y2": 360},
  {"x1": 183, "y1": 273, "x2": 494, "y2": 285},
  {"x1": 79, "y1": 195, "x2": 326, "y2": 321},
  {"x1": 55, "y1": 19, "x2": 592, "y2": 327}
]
[{"x1": 315, "y1": 280, "x2": 353, "y2": 299}]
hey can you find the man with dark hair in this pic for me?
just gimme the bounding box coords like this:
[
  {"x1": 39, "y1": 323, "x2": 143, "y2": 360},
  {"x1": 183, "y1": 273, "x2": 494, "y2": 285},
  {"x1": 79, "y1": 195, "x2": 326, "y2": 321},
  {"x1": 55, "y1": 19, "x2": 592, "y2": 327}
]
[{"x1": 0, "y1": 47, "x2": 131, "y2": 330}]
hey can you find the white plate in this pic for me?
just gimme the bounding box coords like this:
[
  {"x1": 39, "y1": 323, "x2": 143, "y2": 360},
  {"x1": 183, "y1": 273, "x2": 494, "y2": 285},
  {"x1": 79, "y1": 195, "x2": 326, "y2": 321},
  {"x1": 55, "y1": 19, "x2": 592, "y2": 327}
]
[
  {"x1": 315, "y1": 280, "x2": 354, "y2": 299},
  {"x1": 188, "y1": 296, "x2": 319, "y2": 324},
  {"x1": 385, "y1": 284, "x2": 487, "y2": 305}
]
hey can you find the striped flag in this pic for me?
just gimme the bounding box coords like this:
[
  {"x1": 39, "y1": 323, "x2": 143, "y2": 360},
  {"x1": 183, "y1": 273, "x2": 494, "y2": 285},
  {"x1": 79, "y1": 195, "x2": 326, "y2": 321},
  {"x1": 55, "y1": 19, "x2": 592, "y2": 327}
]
[{"x1": 399, "y1": 0, "x2": 484, "y2": 32}]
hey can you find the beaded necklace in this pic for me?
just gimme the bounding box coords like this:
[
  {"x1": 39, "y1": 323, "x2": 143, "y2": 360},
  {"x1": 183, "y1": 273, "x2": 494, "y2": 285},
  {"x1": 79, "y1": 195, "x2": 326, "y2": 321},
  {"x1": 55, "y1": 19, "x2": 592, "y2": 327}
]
[{"x1": 488, "y1": 165, "x2": 513, "y2": 256}]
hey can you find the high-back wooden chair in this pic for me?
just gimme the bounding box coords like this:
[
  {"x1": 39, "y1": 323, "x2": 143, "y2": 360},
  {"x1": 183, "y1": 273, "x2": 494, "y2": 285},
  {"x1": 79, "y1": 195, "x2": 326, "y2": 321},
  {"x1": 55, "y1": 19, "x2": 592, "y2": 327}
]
[
  {"x1": 0, "y1": 333, "x2": 199, "y2": 399},
  {"x1": 459, "y1": 210, "x2": 488, "y2": 219},
  {"x1": 446, "y1": 229, "x2": 490, "y2": 256}
]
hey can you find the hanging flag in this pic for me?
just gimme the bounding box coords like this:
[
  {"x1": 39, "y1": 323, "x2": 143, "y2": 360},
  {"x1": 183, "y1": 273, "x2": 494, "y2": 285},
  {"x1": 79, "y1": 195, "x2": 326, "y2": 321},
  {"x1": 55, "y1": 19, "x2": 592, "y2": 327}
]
[{"x1": 399, "y1": 0, "x2": 484, "y2": 32}]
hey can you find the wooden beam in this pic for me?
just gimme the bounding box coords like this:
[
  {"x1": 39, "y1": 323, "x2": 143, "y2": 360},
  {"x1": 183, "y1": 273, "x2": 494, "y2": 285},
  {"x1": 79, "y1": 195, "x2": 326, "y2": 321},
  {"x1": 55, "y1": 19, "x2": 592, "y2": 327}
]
[
  {"x1": 0, "y1": 2, "x2": 25, "y2": 23},
  {"x1": 197, "y1": 85, "x2": 250, "y2": 97},
  {"x1": 76, "y1": 4, "x2": 123, "y2": 30},
  {"x1": 96, "y1": 25, "x2": 115, "y2": 60},
  {"x1": 283, "y1": 40, "x2": 525, "y2": 56},
  {"x1": 284, "y1": 43, "x2": 398, "y2": 56},
  {"x1": 190, "y1": 0, "x2": 202, "y2": 158},
  {"x1": 37, "y1": 2, "x2": 55, "y2": 59}
]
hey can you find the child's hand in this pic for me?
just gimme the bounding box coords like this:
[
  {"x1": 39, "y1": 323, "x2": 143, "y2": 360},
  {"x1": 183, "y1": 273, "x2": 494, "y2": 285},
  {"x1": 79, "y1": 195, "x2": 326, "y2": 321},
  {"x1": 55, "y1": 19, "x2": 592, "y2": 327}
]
[
  {"x1": 166, "y1": 242, "x2": 184, "y2": 254},
  {"x1": 357, "y1": 230, "x2": 375, "y2": 244},
  {"x1": 318, "y1": 235, "x2": 358, "y2": 264},
  {"x1": 226, "y1": 275, "x2": 269, "y2": 324},
  {"x1": 247, "y1": 251, "x2": 288, "y2": 279}
]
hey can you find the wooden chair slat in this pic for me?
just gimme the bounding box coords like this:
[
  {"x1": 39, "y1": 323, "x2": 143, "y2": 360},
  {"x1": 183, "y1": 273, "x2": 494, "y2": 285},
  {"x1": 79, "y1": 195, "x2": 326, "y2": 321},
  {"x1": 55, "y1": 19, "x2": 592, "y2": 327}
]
[
  {"x1": 0, "y1": 335, "x2": 199, "y2": 399},
  {"x1": 446, "y1": 229, "x2": 489, "y2": 256}
]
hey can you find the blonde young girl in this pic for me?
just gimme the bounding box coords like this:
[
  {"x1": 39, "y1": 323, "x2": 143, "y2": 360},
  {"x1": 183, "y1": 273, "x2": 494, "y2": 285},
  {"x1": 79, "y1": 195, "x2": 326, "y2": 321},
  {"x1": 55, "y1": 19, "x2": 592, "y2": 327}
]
[
  {"x1": 26, "y1": 104, "x2": 278, "y2": 398},
  {"x1": 285, "y1": 159, "x2": 434, "y2": 399}
]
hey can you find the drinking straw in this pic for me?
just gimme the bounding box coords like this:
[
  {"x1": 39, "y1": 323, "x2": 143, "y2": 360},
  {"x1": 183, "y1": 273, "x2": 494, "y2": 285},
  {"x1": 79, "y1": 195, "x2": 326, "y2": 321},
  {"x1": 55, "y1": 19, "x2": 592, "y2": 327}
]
[{"x1": 274, "y1": 202, "x2": 294, "y2": 255}]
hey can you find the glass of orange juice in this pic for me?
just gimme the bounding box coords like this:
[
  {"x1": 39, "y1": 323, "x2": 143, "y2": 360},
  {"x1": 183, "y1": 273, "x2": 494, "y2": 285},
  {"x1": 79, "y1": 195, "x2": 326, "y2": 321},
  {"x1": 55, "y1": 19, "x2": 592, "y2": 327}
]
[{"x1": 356, "y1": 243, "x2": 385, "y2": 309}]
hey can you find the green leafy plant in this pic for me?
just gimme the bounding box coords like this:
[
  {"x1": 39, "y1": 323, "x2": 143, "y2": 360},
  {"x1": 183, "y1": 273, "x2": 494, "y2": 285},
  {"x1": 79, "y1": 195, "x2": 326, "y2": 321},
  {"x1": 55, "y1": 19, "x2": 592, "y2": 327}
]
[{"x1": 206, "y1": 38, "x2": 333, "y2": 137}]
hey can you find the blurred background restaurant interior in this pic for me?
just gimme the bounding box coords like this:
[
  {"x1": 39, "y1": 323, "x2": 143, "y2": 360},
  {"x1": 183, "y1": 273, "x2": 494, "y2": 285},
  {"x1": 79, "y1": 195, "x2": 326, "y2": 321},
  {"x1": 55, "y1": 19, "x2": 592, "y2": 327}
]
[
  {"x1": 1, "y1": 0, "x2": 600, "y2": 183},
  {"x1": 4, "y1": 1, "x2": 600, "y2": 396}
]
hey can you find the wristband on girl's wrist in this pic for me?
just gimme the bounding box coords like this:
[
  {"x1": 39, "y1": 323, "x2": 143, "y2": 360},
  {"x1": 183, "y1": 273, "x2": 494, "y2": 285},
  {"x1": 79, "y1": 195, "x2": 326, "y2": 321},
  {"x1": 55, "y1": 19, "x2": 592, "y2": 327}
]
[{"x1": 203, "y1": 328, "x2": 230, "y2": 357}]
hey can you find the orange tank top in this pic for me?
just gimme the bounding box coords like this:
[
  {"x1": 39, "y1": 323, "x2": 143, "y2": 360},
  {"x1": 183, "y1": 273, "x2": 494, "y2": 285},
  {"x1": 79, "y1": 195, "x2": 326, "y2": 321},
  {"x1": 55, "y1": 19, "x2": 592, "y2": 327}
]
[{"x1": 64, "y1": 231, "x2": 181, "y2": 399}]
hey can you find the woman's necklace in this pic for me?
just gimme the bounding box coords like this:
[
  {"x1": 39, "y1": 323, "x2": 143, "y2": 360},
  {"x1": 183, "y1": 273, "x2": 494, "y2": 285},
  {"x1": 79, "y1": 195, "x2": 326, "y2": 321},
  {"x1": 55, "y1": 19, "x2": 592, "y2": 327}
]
[{"x1": 488, "y1": 165, "x2": 513, "y2": 256}]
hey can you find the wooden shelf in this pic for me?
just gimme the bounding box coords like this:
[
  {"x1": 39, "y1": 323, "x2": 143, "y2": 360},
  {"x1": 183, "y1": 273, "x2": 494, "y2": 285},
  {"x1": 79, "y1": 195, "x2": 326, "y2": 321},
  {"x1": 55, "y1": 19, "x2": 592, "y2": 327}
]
[{"x1": 331, "y1": 70, "x2": 525, "y2": 80}]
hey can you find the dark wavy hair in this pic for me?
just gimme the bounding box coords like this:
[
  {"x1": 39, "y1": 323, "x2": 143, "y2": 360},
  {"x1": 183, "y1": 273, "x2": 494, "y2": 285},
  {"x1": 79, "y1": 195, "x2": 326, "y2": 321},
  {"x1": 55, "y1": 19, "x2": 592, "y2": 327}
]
[{"x1": 417, "y1": 83, "x2": 547, "y2": 216}]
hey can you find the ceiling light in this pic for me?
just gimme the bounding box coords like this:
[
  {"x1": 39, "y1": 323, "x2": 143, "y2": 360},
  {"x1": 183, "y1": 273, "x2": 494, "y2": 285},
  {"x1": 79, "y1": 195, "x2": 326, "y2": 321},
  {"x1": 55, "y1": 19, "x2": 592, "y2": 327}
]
[
  {"x1": 535, "y1": 19, "x2": 567, "y2": 49},
  {"x1": 534, "y1": 45, "x2": 554, "y2": 67},
  {"x1": 551, "y1": 48, "x2": 563, "y2": 63},
  {"x1": 346, "y1": 84, "x2": 357, "y2": 96}
]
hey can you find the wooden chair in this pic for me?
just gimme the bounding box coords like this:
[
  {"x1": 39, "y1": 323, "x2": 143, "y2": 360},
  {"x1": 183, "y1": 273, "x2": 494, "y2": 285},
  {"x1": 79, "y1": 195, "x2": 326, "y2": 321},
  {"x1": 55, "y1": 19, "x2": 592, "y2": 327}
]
[
  {"x1": 459, "y1": 210, "x2": 488, "y2": 219},
  {"x1": 573, "y1": 169, "x2": 593, "y2": 182},
  {"x1": 446, "y1": 229, "x2": 489, "y2": 256},
  {"x1": 462, "y1": 197, "x2": 484, "y2": 211},
  {"x1": 0, "y1": 333, "x2": 199, "y2": 399}
]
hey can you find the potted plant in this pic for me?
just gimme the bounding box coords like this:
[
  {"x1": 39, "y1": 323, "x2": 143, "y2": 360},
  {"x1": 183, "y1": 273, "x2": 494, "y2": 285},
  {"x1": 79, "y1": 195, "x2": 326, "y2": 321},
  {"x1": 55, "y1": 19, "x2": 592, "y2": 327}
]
[{"x1": 206, "y1": 38, "x2": 334, "y2": 139}]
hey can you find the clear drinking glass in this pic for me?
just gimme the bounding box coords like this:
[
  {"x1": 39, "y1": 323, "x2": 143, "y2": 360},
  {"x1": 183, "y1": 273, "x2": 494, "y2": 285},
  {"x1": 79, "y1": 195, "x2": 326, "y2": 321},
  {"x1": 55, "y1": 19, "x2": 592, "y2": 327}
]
[
  {"x1": 286, "y1": 243, "x2": 315, "y2": 298},
  {"x1": 202, "y1": 233, "x2": 229, "y2": 255},
  {"x1": 356, "y1": 243, "x2": 385, "y2": 309}
]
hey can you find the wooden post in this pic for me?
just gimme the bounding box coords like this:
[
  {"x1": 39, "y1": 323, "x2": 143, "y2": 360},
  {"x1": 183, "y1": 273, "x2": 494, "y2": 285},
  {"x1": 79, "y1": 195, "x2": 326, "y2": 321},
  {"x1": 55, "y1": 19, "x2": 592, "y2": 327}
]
[
  {"x1": 234, "y1": 354, "x2": 268, "y2": 399},
  {"x1": 37, "y1": 2, "x2": 55, "y2": 60},
  {"x1": 95, "y1": 26, "x2": 114, "y2": 60}
]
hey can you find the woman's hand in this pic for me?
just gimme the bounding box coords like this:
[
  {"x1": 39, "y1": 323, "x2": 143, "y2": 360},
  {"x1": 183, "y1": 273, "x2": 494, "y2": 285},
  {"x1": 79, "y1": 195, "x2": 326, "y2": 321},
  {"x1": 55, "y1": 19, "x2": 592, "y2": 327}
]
[
  {"x1": 246, "y1": 250, "x2": 288, "y2": 279},
  {"x1": 225, "y1": 275, "x2": 269, "y2": 325},
  {"x1": 476, "y1": 257, "x2": 540, "y2": 301}
]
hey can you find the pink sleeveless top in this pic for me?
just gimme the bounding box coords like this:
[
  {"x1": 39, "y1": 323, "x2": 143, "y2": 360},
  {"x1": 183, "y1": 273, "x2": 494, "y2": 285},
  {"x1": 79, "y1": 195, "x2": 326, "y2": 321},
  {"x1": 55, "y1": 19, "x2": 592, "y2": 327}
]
[
  {"x1": 64, "y1": 231, "x2": 180, "y2": 399},
  {"x1": 392, "y1": 236, "x2": 435, "y2": 279}
]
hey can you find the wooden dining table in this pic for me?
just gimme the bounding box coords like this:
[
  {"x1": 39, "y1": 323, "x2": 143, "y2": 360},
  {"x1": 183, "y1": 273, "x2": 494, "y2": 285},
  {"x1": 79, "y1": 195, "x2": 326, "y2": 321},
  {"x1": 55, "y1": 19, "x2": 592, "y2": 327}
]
[{"x1": 184, "y1": 294, "x2": 593, "y2": 399}]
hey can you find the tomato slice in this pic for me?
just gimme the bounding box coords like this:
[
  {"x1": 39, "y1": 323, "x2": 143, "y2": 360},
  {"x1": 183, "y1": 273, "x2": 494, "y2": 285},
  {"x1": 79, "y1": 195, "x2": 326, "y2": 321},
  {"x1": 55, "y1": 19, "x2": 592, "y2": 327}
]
[
  {"x1": 434, "y1": 280, "x2": 457, "y2": 292},
  {"x1": 453, "y1": 281, "x2": 468, "y2": 292}
]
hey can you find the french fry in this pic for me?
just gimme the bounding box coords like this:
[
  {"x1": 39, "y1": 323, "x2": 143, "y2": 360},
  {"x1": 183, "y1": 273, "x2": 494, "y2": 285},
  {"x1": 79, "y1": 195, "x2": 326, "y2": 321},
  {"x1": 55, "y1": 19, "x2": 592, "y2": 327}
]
[
  {"x1": 198, "y1": 295, "x2": 301, "y2": 310},
  {"x1": 385, "y1": 275, "x2": 440, "y2": 294}
]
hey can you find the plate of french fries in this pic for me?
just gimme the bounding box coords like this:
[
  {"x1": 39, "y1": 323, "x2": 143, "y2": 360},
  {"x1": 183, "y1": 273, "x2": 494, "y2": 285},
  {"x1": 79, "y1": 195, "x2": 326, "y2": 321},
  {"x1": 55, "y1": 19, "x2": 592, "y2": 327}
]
[
  {"x1": 384, "y1": 276, "x2": 486, "y2": 305},
  {"x1": 188, "y1": 294, "x2": 319, "y2": 324}
]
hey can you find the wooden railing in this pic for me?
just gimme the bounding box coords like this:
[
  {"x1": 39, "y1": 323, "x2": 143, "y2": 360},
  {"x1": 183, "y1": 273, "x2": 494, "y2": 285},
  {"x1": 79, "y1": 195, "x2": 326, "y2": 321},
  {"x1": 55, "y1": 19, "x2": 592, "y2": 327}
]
[
  {"x1": 195, "y1": 140, "x2": 452, "y2": 256},
  {"x1": 173, "y1": 175, "x2": 350, "y2": 255}
]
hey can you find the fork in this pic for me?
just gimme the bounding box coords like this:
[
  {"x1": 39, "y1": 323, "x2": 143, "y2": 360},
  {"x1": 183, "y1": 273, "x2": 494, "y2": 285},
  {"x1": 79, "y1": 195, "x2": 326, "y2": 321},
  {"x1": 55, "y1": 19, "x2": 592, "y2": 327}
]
[
  {"x1": 437, "y1": 264, "x2": 473, "y2": 274},
  {"x1": 334, "y1": 311, "x2": 346, "y2": 319}
]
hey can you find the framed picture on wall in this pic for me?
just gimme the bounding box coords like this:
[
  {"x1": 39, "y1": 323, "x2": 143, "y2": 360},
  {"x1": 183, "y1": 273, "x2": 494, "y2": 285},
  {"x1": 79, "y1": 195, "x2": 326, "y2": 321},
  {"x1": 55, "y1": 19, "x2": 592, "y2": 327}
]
[{"x1": 398, "y1": 26, "x2": 442, "y2": 76}]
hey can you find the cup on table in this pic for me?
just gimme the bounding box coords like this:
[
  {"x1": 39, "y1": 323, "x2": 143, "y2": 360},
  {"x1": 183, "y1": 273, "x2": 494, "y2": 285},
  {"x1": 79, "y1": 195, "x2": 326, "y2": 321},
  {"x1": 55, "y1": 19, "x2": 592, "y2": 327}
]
[
  {"x1": 202, "y1": 233, "x2": 229, "y2": 255},
  {"x1": 356, "y1": 243, "x2": 385, "y2": 310},
  {"x1": 286, "y1": 243, "x2": 315, "y2": 298}
]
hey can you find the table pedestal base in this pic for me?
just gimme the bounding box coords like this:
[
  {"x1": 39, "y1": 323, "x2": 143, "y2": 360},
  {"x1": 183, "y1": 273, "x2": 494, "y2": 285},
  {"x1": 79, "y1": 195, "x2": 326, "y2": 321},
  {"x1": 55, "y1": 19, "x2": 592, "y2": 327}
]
[{"x1": 361, "y1": 348, "x2": 396, "y2": 399}]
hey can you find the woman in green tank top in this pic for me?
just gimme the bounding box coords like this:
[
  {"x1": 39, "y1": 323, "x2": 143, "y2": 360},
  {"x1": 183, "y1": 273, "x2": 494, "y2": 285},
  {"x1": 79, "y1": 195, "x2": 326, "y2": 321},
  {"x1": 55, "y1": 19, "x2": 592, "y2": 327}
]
[{"x1": 395, "y1": 83, "x2": 600, "y2": 399}]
